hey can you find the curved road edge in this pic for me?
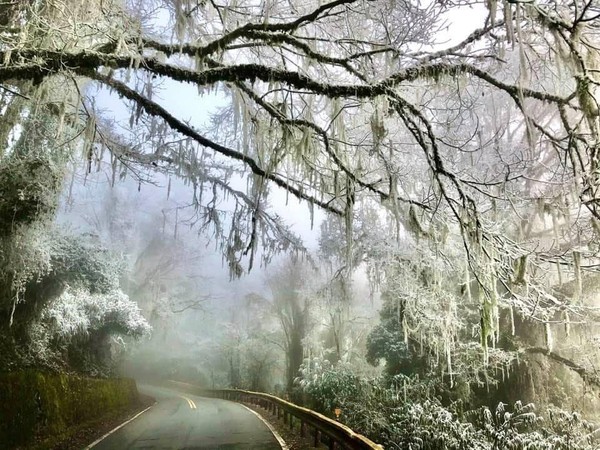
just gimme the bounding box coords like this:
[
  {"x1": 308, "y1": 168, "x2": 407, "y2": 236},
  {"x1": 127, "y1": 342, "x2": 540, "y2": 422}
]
[
  {"x1": 84, "y1": 403, "x2": 156, "y2": 449},
  {"x1": 239, "y1": 403, "x2": 288, "y2": 450}
]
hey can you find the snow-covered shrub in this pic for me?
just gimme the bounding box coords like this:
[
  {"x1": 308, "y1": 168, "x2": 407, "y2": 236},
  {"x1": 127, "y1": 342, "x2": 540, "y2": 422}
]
[
  {"x1": 298, "y1": 365, "x2": 600, "y2": 449},
  {"x1": 27, "y1": 285, "x2": 150, "y2": 375},
  {"x1": 28, "y1": 268, "x2": 151, "y2": 374},
  {"x1": 0, "y1": 225, "x2": 150, "y2": 374},
  {"x1": 0, "y1": 227, "x2": 125, "y2": 326},
  {"x1": 42, "y1": 286, "x2": 150, "y2": 339},
  {"x1": 298, "y1": 358, "x2": 367, "y2": 413},
  {"x1": 45, "y1": 231, "x2": 124, "y2": 294}
]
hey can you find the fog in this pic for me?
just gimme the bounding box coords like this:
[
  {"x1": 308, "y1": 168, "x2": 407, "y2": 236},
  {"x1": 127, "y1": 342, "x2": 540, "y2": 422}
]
[{"x1": 55, "y1": 129, "x2": 381, "y2": 391}]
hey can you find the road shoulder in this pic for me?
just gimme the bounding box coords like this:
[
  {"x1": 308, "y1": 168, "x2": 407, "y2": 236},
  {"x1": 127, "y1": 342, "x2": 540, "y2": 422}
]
[
  {"x1": 24, "y1": 394, "x2": 155, "y2": 450},
  {"x1": 244, "y1": 403, "x2": 327, "y2": 450}
]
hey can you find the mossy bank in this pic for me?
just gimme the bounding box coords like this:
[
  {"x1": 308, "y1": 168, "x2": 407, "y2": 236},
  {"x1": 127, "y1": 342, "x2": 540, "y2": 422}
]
[{"x1": 0, "y1": 370, "x2": 141, "y2": 448}]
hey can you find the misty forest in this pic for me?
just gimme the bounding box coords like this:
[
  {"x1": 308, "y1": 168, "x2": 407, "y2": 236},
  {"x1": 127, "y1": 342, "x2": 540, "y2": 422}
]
[{"x1": 2, "y1": 0, "x2": 600, "y2": 448}]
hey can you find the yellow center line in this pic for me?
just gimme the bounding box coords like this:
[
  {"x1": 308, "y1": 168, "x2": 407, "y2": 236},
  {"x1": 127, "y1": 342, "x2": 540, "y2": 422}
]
[{"x1": 178, "y1": 394, "x2": 197, "y2": 409}]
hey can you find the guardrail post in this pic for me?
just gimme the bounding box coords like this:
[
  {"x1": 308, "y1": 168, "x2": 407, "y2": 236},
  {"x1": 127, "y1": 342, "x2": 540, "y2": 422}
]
[
  {"x1": 300, "y1": 421, "x2": 306, "y2": 437},
  {"x1": 313, "y1": 428, "x2": 321, "y2": 447},
  {"x1": 289, "y1": 414, "x2": 294, "y2": 430}
]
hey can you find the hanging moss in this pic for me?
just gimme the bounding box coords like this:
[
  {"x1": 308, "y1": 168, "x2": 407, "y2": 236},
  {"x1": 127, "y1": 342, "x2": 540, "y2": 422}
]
[
  {"x1": 480, "y1": 256, "x2": 500, "y2": 359},
  {"x1": 576, "y1": 75, "x2": 599, "y2": 119},
  {"x1": 513, "y1": 255, "x2": 527, "y2": 285},
  {"x1": 481, "y1": 297, "x2": 492, "y2": 352}
]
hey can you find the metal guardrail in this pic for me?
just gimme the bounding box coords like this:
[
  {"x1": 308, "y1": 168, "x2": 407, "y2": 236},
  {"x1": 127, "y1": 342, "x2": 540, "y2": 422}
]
[{"x1": 167, "y1": 380, "x2": 383, "y2": 450}]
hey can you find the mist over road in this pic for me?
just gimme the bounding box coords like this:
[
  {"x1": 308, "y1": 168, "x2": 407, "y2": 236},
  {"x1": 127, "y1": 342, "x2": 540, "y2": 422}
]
[{"x1": 90, "y1": 384, "x2": 283, "y2": 450}]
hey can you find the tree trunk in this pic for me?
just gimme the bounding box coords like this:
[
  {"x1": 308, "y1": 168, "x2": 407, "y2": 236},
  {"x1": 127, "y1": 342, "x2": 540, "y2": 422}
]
[{"x1": 287, "y1": 330, "x2": 303, "y2": 391}]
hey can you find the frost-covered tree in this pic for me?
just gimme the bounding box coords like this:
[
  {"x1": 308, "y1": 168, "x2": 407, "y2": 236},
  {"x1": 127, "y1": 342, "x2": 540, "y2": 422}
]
[
  {"x1": 2, "y1": 0, "x2": 600, "y2": 408},
  {"x1": 265, "y1": 257, "x2": 315, "y2": 391},
  {"x1": 2, "y1": 0, "x2": 598, "y2": 281}
]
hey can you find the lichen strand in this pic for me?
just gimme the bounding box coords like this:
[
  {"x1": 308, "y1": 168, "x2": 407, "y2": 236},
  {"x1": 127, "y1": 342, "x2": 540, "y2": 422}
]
[{"x1": 480, "y1": 250, "x2": 500, "y2": 362}]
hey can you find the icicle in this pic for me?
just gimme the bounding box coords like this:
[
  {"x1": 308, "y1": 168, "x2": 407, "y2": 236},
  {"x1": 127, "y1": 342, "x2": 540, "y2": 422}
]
[
  {"x1": 111, "y1": 153, "x2": 117, "y2": 187},
  {"x1": 494, "y1": 304, "x2": 500, "y2": 345},
  {"x1": 9, "y1": 292, "x2": 18, "y2": 327},
  {"x1": 545, "y1": 322, "x2": 553, "y2": 352},
  {"x1": 447, "y1": 343, "x2": 453, "y2": 388},
  {"x1": 510, "y1": 304, "x2": 515, "y2": 336},
  {"x1": 464, "y1": 253, "x2": 472, "y2": 301},
  {"x1": 565, "y1": 311, "x2": 571, "y2": 337},
  {"x1": 573, "y1": 251, "x2": 582, "y2": 302}
]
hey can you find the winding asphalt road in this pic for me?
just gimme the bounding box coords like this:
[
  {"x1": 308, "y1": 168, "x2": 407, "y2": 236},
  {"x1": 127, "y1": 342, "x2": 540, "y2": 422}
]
[{"x1": 90, "y1": 384, "x2": 283, "y2": 450}]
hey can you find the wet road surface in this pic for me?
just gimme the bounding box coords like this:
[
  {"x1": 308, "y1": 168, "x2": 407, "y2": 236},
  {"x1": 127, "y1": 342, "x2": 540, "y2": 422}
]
[{"x1": 90, "y1": 384, "x2": 283, "y2": 450}]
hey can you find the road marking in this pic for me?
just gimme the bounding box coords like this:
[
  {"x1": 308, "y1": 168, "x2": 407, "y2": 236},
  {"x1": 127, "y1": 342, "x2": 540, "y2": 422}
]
[
  {"x1": 179, "y1": 394, "x2": 197, "y2": 409},
  {"x1": 239, "y1": 404, "x2": 288, "y2": 450},
  {"x1": 85, "y1": 403, "x2": 155, "y2": 449}
]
